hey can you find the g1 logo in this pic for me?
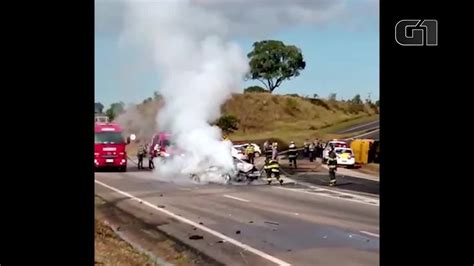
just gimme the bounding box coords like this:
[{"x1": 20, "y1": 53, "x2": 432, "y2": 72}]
[{"x1": 395, "y1": 19, "x2": 438, "y2": 46}]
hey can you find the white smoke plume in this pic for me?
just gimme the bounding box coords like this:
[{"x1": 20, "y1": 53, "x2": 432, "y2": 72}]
[{"x1": 121, "y1": 0, "x2": 249, "y2": 183}]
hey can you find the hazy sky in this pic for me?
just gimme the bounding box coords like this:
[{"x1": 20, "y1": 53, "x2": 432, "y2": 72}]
[{"x1": 95, "y1": 0, "x2": 379, "y2": 108}]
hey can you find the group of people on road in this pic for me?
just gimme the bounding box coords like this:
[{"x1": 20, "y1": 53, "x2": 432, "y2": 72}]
[
  {"x1": 260, "y1": 138, "x2": 337, "y2": 186},
  {"x1": 303, "y1": 139, "x2": 325, "y2": 162},
  {"x1": 136, "y1": 142, "x2": 158, "y2": 170}
]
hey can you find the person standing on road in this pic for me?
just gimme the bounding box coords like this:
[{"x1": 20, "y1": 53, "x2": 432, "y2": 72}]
[
  {"x1": 149, "y1": 143, "x2": 158, "y2": 169},
  {"x1": 288, "y1": 141, "x2": 298, "y2": 168},
  {"x1": 327, "y1": 145, "x2": 337, "y2": 186},
  {"x1": 318, "y1": 143, "x2": 324, "y2": 159},
  {"x1": 263, "y1": 158, "x2": 283, "y2": 185},
  {"x1": 271, "y1": 142, "x2": 278, "y2": 160},
  {"x1": 245, "y1": 144, "x2": 255, "y2": 165},
  {"x1": 264, "y1": 140, "x2": 272, "y2": 159},
  {"x1": 137, "y1": 143, "x2": 147, "y2": 169},
  {"x1": 303, "y1": 139, "x2": 310, "y2": 158},
  {"x1": 308, "y1": 142, "x2": 315, "y2": 162}
]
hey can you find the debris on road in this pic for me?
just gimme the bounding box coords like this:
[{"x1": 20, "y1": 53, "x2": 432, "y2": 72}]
[
  {"x1": 235, "y1": 230, "x2": 241, "y2": 234},
  {"x1": 287, "y1": 249, "x2": 292, "y2": 252},
  {"x1": 248, "y1": 221, "x2": 253, "y2": 223},
  {"x1": 116, "y1": 226, "x2": 121, "y2": 231},
  {"x1": 199, "y1": 222, "x2": 204, "y2": 225},
  {"x1": 159, "y1": 194, "x2": 163, "y2": 197},
  {"x1": 264, "y1": 221, "x2": 279, "y2": 226},
  {"x1": 216, "y1": 240, "x2": 224, "y2": 244},
  {"x1": 189, "y1": 235, "x2": 204, "y2": 240},
  {"x1": 157, "y1": 205, "x2": 166, "y2": 208},
  {"x1": 139, "y1": 201, "x2": 143, "y2": 204},
  {"x1": 193, "y1": 227, "x2": 197, "y2": 230}
]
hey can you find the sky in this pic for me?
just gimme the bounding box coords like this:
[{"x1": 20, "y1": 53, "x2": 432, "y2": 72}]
[{"x1": 95, "y1": 0, "x2": 379, "y2": 108}]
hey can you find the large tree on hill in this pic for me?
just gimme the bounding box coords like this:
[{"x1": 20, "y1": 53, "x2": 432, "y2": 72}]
[{"x1": 247, "y1": 40, "x2": 306, "y2": 93}]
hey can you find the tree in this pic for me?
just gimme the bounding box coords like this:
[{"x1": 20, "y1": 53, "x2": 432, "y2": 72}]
[
  {"x1": 94, "y1": 102, "x2": 104, "y2": 114},
  {"x1": 351, "y1": 94, "x2": 363, "y2": 105},
  {"x1": 105, "y1": 102, "x2": 125, "y2": 121},
  {"x1": 216, "y1": 114, "x2": 239, "y2": 134},
  {"x1": 244, "y1": 86, "x2": 267, "y2": 93},
  {"x1": 247, "y1": 40, "x2": 306, "y2": 93},
  {"x1": 313, "y1": 93, "x2": 319, "y2": 99}
]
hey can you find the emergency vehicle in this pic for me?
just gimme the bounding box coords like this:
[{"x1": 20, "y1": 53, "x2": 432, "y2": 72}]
[{"x1": 94, "y1": 122, "x2": 135, "y2": 172}]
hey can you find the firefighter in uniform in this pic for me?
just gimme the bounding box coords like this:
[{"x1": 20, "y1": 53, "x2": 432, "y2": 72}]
[
  {"x1": 327, "y1": 145, "x2": 337, "y2": 186},
  {"x1": 288, "y1": 141, "x2": 298, "y2": 168},
  {"x1": 264, "y1": 140, "x2": 273, "y2": 159},
  {"x1": 263, "y1": 158, "x2": 283, "y2": 185},
  {"x1": 245, "y1": 144, "x2": 255, "y2": 164},
  {"x1": 137, "y1": 143, "x2": 147, "y2": 169}
]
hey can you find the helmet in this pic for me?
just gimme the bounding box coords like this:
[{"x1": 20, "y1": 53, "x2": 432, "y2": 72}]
[{"x1": 290, "y1": 141, "x2": 295, "y2": 144}]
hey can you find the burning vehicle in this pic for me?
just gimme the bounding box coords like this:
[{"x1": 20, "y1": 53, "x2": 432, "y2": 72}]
[{"x1": 191, "y1": 156, "x2": 261, "y2": 184}]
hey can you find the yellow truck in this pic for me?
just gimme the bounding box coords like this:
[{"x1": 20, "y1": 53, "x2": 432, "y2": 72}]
[{"x1": 350, "y1": 139, "x2": 379, "y2": 164}]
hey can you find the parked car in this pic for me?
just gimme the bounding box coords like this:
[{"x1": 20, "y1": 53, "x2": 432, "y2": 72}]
[
  {"x1": 322, "y1": 140, "x2": 349, "y2": 163},
  {"x1": 334, "y1": 147, "x2": 355, "y2": 168}
]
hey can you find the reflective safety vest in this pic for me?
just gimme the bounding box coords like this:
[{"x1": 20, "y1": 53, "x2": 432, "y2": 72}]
[
  {"x1": 245, "y1": 145, "x2": 255, "y2": 155},
  {"x1": 288, "y1": 144, "x2": 298, "y2": 158},
  {"x1": 264, "y1": 160, "x2": 280, "y2": 172},
  {"x1": 327, "y1": 155, "x2": 337, "y2": 168}
]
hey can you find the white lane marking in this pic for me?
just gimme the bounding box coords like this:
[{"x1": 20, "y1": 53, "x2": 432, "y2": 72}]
[
  {"x1": 360, "y1": 231, "x2": 379, "y2": 238},
  {"x1": 348, "y1": 129, "x2": 380, "y2": 139},
  {"x1": 339, "y1": 120, "x2": 379, "y2": 133},
  {"x1": 95, "y1": 180, "x2": 291, "y2": 266},
  {"x1": 223, "y1": 194, "x2": 250, "y2": 202},
  {"x1": 275, "y1": 187, "x2": 379, "y2": 207}
]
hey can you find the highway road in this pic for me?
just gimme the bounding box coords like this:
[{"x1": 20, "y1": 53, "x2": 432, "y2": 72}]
[
  {"x1": 337, "y1": 120, "x2": 380, "y2": 140},
  {"x1": 95, "y1": 161, "x2": 379, "y2": 266},
  {"x1": 337, "y1": 120, "x2": 379, "y2": 135}
]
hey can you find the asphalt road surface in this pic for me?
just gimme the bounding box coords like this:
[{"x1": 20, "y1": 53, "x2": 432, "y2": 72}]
[
  {"x1": 95, "y1": 160, "x2": 379, "y2": 266},
  {"x1": 337, "y1": 120, "x2": 379, "y2": 135}
]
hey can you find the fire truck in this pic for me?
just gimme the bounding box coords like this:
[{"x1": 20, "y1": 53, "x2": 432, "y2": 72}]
[{"x1": 94, "y1": 116, "x2": 135, "y2": 171}]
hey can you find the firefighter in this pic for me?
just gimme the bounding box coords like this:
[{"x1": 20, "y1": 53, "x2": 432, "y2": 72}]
[
  {"x1": 137, "y1": 143, "x2": 147, "y2": 169},
  {"x1": 245, "y1": 144, "x2": 255, "y2": 164},
  {"x1": 303, "y1": 139, "x2": 310, "y2": 158},
  {"x1": 327, "y1": 145, "x2": 337, "y2": 186},
  {"x1": 288, "y1": 141, "x2": 298, "y2": 168},
  {"x1": 264, "y1": 140, "x2": 272, "y2": 159},
  {"x1": 149, "y1": 143, "x2": 158, "y2": 169},
  {"x1": 308, "y1": 142, "x2": 315, "y2": 162},
  {"x1": 263, "y1": 158, "x2": 283, "y2": 185}
]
